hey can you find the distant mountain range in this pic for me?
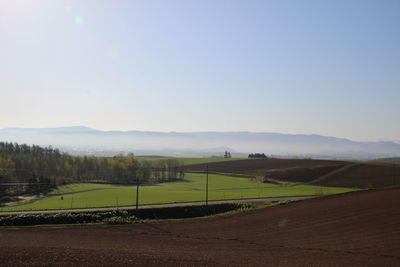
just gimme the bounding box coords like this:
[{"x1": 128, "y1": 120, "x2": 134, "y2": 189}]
[{"x1": 1, "y1": 126, "x2": 400, "y2": 159}]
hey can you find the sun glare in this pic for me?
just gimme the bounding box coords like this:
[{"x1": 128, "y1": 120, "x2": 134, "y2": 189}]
[{"x1": 74, "y1": 16, "x2": 84, "y2": 25}]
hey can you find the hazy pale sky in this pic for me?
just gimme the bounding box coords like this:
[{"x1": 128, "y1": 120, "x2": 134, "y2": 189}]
[{"x1": 1, "y1": 0, "x2": 399, "y2": 141}]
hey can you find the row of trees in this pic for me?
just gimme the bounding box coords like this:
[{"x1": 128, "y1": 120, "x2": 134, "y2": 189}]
[
  {"x1": 224, "y1": 151, "x2": 232, "y2": 158},
  {"x1": 0, "y1": 142, "x2": 185, "y2": 198},
  {"x1": 248, "y1": 153, "x2": 267, "y2": 158}
]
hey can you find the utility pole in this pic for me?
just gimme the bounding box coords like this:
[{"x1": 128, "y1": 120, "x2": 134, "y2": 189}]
[
  {"x1": 206, "y1": 165, "x2": 209, "y2": 206},
  {"x1": 70, "y1": 194, "x2": 74, "y2": 209},
  {"x1": 136, "y1": 172, "x2": 139, "y2": 210}
]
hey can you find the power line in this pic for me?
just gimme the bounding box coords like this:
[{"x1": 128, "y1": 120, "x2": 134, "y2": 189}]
[{"x1": 0, "y1": 166, "x2": 188, "y2": 172}]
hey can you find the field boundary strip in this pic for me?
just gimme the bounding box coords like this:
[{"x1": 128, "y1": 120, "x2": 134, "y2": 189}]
[{"x1": 0, "y1": 196, "x2": 314, "y2": 215}]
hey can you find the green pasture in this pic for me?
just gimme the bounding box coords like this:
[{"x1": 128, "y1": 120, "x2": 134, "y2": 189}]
[
  {"x1": 136, "y1": 157, "x2": 247, "y2": 165},
  {"x1": 0, "y1": 173, "x2": 355, "y2": 211}
]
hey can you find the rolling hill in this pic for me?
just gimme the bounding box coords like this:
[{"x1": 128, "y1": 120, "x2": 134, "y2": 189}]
[{"x1": 185, "y1": 158, "x2": 400, "y2": 188}]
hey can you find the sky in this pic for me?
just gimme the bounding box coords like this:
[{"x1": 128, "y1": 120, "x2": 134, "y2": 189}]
[{"x1": 1, "y1": 0, "x2": 399, "y2": 142}]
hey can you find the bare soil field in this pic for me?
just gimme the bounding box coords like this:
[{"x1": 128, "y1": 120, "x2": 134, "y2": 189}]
[
  {"x1": 185, "y1": 158, "x2": 350, "y2": 174},
  {"x1": 0, "y1": 189, "x2": 399, "y2": 266},
  {"x1": 312, "y1": 163, "x2": 400, "y2": 188},
  {"x1": 186, "y1": 158, "x2": 400, "y2": 188},
  {"x1": 185, "y1": 158, "x2": 350, "y2": 182}
]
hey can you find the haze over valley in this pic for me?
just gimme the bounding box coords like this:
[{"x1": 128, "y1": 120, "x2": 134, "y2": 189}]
[{"x1": 1, "y1": 126, "x2": 399, "y2": 159}]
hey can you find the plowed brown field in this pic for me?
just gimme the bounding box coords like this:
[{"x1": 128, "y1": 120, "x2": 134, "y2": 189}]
[
  {"x1": 184, "y1": 158, "x2": 351, "y2": 182},
  {"x1": 185, "y1": 158, "x2": 350, "y2": 174},
  {"x1": 0, "y1": 189, "x2": 399, "y2": 266},
  {"x1": 314, "y1": 163, "x2": 400, "y2": 188},
  {"x1": 185, "y1": 159, "x2": 400, "y2": 188}
]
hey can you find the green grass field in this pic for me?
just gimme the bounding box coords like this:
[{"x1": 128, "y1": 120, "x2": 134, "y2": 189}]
[
  {"x1": 0, "y1": 173, "x2": 356, "y2": 211},
  {"x1": 136, "y1": 157, "x2": 247, "y2": 165}
]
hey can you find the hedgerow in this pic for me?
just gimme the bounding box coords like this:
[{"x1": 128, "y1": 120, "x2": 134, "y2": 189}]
[{"x1": 0, "y1": 203, "x2": 250, "y2": 226}]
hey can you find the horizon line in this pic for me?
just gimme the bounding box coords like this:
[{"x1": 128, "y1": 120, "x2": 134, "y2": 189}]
[{"x1": 1, "y1": 125, "x2": 399, "y2": 144}]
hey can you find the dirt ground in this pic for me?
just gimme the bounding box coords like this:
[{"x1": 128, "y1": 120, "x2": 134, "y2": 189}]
[
  {"x1": 0, "y1": 189, "x2": 399, "y2": 266},
  {"x1": 185, "y1": 158, "x2": 349, "y2": 174},
  {"x1": 185, "y1": 158, "x2": 400, "y2": 188}
]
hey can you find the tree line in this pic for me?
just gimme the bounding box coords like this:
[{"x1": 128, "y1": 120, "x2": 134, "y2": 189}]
[
  {"x1": 0, "y1": 142, "x2": 185, "y2": 198},
  {"x1": 248, "y1": 153, "x2": 267, "y2": 158}
]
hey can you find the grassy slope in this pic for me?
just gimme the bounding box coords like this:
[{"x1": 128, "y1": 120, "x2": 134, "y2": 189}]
[
  {"x1": 0, "y1": 174, "x2": 355, "y2": 211},
  {"x1": 136, "y1": 157, "x2": 247, "y2": 165}
]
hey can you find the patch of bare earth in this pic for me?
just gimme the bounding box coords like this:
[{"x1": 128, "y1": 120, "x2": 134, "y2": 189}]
[
  {"x1": 185, "y1": 158, "x2": 400, "y2": 188},
  {"x1": 0, "y1": 189, "x2": 399, "y2": 266}
]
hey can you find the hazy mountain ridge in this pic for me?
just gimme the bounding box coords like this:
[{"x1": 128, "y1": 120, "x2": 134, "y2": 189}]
[{"x1": 1, "y1": 126, "x2": 399, "y2": 159}]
